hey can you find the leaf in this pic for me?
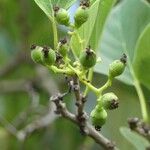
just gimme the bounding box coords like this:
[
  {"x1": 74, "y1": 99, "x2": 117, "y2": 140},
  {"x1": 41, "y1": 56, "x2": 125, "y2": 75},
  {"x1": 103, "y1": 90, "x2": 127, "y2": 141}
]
[
  {"x1": 89, "y1": 0, "x2": 116, "y2": 50},
  {"x1": 120, "y1": 127, "x2": 150, "y2": 150},
  {"x1": 34, "y1": 0, "x2": 53, "y2": 20},
  {"x1": 71, "y1": 0, "x2": 115, "y2": 57},
  {"x1": 94, "y1": 0, "x2": 150, "y2": 85},
  {"x1": 133, "y1": 24, "x2": 150, "y2": 90},
  {"x1": 51, "y1": 0, "x2": 77, "y2": 9},
  {"x1": 34, "y1": 0, "x2": 77, "y2": 20}
]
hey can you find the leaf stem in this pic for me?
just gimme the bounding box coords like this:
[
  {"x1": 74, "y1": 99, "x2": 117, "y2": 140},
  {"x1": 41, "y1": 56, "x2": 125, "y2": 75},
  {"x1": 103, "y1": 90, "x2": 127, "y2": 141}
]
[
  {"x1": 133, "y1": 74, "x2": 149, "y2": 123},
  {"x1": 52, "y1": 19, "x2": 58, "y2": 49},
  {"x1": 127, "y1": 55, "x2": 149, "y2": 123},
  {"x1": 98, "y1": 77, "x2": 112, "y2": 95},
  {"x1": 83, "y1": 69, "x2": 94, "y2": 96},
  {"x1": 47, "y1": 65, "x2": 73, "y2": 75}
]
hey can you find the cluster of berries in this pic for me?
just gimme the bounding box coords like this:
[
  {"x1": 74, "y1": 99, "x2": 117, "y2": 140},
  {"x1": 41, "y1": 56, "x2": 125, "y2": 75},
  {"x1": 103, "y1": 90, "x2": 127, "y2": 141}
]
[
  {"x1": 90, "y1": 54, "x2": 127, "y2": 130},
  {"x1": 31, "y1": 0, "x2": 127, "y2": 131}
]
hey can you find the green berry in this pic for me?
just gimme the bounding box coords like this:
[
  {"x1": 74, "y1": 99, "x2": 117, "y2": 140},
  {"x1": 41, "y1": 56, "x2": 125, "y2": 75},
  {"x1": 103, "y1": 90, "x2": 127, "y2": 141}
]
[
  {"x1": 41, "y1": 47, "x2": 56, "y2": 66},
  {"x1": 31, "y1": 45, "x2": 43, "y2": 64},
  {"x1": 79, "y1": 47, "x2": 96, "y2": 69},
  {"x1": 90, "y1": 107, "x2": 107, "y2": 130},
  {"x1": 100, "y1": 93, "x2": 119, "y2": 110},
  {"x1": 109, "y1": 54, "x2": 127, "y2": 78},
  {"x1": 54, "y1": 7, "x2": 70, "y2": 26},
  {"x1": 59, "y1": 38, "x2": 69, "y2": 57},
  {"x1": 74, "y1": 6, "x2": 89, "y2": 28}
]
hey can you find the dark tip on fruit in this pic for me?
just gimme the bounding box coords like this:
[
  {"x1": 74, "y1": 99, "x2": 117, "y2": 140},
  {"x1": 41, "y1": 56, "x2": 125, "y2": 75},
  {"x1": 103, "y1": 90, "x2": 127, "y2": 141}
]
[
  {"x1": 85, "y1": 46, "x2": 93, "y2": 56},
  {"x1": 56, "y1": 52, "x2": 63, "y2": 62},
  {"x1": 30, "y1": 44, "x2": 36, "y2": 50},
  {"x1": 42, "y1": 46, "x2": 49, "y2": 58},
  {"x1": 120, "y1": 53, "x2": 127, "y2": 64},
  {"x1": 53, "y1": 6, "x2": 60, "y2": 12},
  {"x1": 128, "y1": 117, "x2": 139, "y2": 129},
  {"x1": 80, "y1": 0, "x2": 90, "y2": 8},
  {"x1": 95, "y1": 126, "x2": 101, "y2": 131},
  {"x1": 109, "y1": 99, "x2": 119, "y2": 110},
  {"x1": 60, "y1": 38, "x2": 67, "y2": 45}
]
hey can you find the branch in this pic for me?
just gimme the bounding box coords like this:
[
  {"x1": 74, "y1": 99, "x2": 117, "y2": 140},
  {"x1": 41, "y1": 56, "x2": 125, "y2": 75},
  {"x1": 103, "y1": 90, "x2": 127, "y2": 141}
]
[
  {"x1": 51, "y1": 93, "x2": 117, "y2": 150},
  {"x1": 128, "y1": 117, "x2": 150, "y2": 141},
  {"x1": 16, "y1": 103, "x2": 57, "y2": 141}
]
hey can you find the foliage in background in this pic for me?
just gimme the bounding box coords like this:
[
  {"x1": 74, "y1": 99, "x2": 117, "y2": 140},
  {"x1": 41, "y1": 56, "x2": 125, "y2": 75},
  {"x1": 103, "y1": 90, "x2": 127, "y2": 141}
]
[{"x1": 0, "y1": 0, "x2": 150, "y2": 150}]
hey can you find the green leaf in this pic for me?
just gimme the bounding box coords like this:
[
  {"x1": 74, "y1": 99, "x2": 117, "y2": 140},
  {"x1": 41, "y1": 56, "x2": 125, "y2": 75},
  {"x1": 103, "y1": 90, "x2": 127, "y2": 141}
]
[
  {"x1": 71, "y1": 0, "x2": 115, "y2": 58},
  {"x1": 34, "y1": 0, "x2": 53, "y2": 20},
  {"x1": 133, "y1": 24, "x2": 150, "y2": 90},
  {"x1": 120, "y1": 127, "x2": 150, "y2": 150},
  {"x1": 34, "y1": 0, "x2": 76, "y2": 19},
  {"x1": 94, "y1": 0, "x2": 150, "y2": 85},
  {"x1": 89, "y1": 0, "x2": 116, "y2": 50}
]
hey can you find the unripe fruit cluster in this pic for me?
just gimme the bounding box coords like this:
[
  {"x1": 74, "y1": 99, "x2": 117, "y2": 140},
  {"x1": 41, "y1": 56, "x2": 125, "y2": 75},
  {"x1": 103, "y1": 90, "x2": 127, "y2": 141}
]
[
  {"x1": 54, "y1": 1, "x2": 90, "y2": 28},
  {"x1": 31, "y1": 1, "x2": 127, "y2": 131},
  {"x1": 31, "y1": 45, "x2": 56, "y2": 66},
  {"x1": 90, "y1": 93, "x2": 119, "y2": 130}
]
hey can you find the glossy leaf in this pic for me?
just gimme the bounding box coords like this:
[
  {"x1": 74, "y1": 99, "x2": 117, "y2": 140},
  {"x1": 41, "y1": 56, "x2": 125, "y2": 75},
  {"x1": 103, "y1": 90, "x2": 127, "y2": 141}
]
[
  {"x1": 120, "y1": 127, "x2": 150, "y2": 150},
  {"x1": 133, "y1": 24, "x2": 150, "y2": 90},
  {"x1": 95, "y1": 0, "x2": 150, "y2": 85},
  {"x1": 89, "y1": 0, "x2": 116, "y2": 50},
  {"x1": 34, "y1": 0, "x2": 76, "y2": 20}
]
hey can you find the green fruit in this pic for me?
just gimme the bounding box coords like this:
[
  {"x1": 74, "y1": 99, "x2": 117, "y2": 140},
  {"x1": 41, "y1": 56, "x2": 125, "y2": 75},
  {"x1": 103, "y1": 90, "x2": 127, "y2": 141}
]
[
  {"x1": 59, "y1": 38, "x2": 69, "y2": 57},
  {"x1": 31, "y1": 45, "x2": 43, "y2": 64},
  {"x1": 109, "y1": 54, "x2": 127, "y2": 78},
  {"x1": 79, "y1": 47, "x2": 96, "y2": 69},
  {"x1": 74, "y1": 6, "x2": 89, "y2": 28},
  {"x1": 100, "y1": 93, "x2": 119, "y2": 110},
  {"x1": 54, "y1": 7, "x2": 70, "y2": 26},
  {"x1": 41, "y1": 47, "x2": 56, "y2": 66},
  {"x1": 90, "y1": 107, "x2": 107, "y2": 130}
]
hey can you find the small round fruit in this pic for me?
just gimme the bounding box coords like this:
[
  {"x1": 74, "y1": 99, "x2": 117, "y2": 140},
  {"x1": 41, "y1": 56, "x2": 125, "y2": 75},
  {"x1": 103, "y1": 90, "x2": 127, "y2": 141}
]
[
  {"x1": 109, "y1": 54, "x2": 127, "y2": 78},
  {"x1": 74, "y1": 6, "x2": 89, "y2": 28},
  {"x1": 79, "y1": 47, "x2": 96, "y2": 69},
  {"x1": 59, "y1": 38, "x2": 69, "y2": 57},
  {"x1": 90, "y1": 106, "x2": 107, "y2": 130},
  {"x1": 31, "y1": 45, "x2": 43, "y2": 64},
  {"x1": 54, "y1": 7, "x2": 70, "y2": 26},
  {"x1": 41, "y1": 47, "x2": 56, "y2": 66},
  {"x1": 100, "y1": 93, "x2": 119, "y2": 110}
]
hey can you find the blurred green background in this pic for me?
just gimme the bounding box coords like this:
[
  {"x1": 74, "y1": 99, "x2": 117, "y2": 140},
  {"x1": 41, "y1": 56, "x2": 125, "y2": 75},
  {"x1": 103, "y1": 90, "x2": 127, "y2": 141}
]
[{"x1": 0, "y1": 0, "x2": 149, "y2": 150}]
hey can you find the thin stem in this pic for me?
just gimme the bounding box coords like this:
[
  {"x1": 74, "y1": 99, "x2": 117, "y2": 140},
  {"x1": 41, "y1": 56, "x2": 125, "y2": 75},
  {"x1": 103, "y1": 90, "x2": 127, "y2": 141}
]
[
  {"x1": 67, "y1": 64, "x2": 99, "y2": 94},
  {"x1": 47, "y1": 65, "x2": 74, "y2": 75},
  {"x1": 126, "y1": 54, "x2": 149, "y2": 123},
  {"x1": 52, "y1": 19, "x2": 58, "y2": 49},
  {"x1": 117, "y1": 22, "x2": 149, "y2": 123},
  {"x1": 75, "y1": 31, "x2": 84, "y2": 51},
  {"x1": 84, "y1": 69, "x2": 94, "y2": 96},
  {"x1": 81, "y1": 79, "x2": 99, "y2": 95},
  {"x1": 134, "y1": 76, "x2": 149, "y2": 123},
  {"x1": 98, "y1": 77, "x2": 112, "y2": 96},
  {"x1": 50, "y1": 4, "x2": 58, "y2": 50}
]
